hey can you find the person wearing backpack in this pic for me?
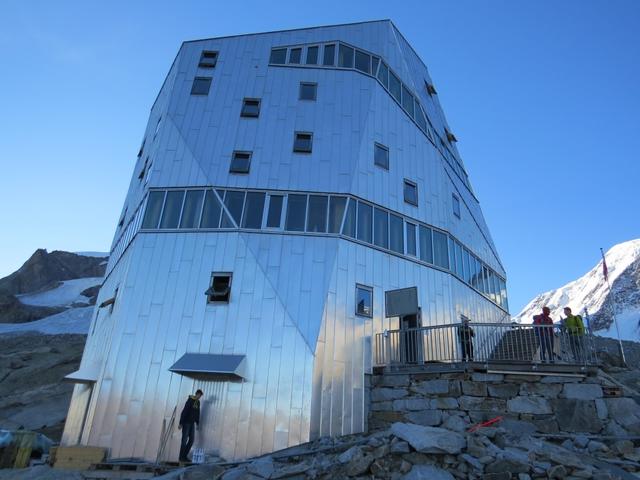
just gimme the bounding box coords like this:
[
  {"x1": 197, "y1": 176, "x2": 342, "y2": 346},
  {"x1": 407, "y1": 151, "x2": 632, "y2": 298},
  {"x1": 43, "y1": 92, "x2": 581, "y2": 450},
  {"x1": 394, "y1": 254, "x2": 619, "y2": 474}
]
[
  {"x1": 533, "y1": 307, "x2": 555, "y2": 363},
  {"x1": 563, "y1": 307, "x2": 585, "y2": 362}
]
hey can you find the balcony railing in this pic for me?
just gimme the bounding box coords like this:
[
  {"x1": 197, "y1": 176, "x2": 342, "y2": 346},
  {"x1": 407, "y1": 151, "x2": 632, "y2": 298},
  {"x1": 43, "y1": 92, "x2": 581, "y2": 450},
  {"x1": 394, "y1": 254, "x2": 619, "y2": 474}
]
[{"x1": 374, "y1": 322, "x2": 598, "y2": 369}]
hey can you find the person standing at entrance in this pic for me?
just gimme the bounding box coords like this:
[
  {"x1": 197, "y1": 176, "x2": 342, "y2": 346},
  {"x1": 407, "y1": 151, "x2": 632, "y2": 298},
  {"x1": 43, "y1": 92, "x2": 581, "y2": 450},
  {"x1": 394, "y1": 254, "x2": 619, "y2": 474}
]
[
  {"x1": 533, "y1": 307, "x2": 554, "y2": 363},
  {"x1": 457, "y1": 316, "x2": 475, "y2": 362},
  {"x1": 178, "y1": 389, "x2": 203, "y2": 463},
  {"x1": 563, "y1": 307, "x2": 586, "y2": 362}
]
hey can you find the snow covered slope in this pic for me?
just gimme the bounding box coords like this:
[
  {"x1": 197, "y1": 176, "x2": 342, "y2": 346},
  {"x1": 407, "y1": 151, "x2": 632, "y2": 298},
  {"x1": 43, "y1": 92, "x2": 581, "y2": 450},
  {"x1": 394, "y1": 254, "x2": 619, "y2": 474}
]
[
  {"x1": 514, "y1": 239, "x2": 640, "y2": 340},
  {"x1": 17, "y1": 277, "x2": 103, "y2": 308},
  {"x1": 0, "y1": 306, "x2": 94, "y2": 335}
]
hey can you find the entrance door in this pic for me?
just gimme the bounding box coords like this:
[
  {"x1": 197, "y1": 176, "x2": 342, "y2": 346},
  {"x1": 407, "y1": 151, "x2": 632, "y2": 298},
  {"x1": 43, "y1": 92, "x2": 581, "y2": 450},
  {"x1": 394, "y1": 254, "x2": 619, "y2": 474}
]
[{"x1": 400, "y1": 312, "x2": 421, "y2": 363}]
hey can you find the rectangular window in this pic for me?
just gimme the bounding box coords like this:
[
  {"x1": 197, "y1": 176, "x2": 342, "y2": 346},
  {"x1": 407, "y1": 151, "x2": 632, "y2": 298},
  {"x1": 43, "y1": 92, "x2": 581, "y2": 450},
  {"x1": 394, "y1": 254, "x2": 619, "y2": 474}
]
[
  {"x1": 389, "y1": 72, "x2": 401, "y2": 103},
  {"x1": 448, "y1": 236, "x2": 456, "y2": 274},
  {"x1": 299, "y1": 82, "x2": 317, "y2": 101},
  {"x1": 159, "y1": 190, "x2": 185, "y2": 229},
  {"x1": 463, "y1": 249, "x2": 472, "y2": 284},
  {"x1": 306, "y1": 46, "x2": 319, "y2": 65},
  {"x1": 221, "y1": 190, "x2": 245, "y2": 227},
  {"x1": 191, "y1": 77, "x2": 212, "y2": 95},
  {"x1": 200, "y1": 190, "x2": 222, "y2": 228},
  {"x1": 455, "y1": 241, "x2": 464, "y2": 278},
  {"x1": 206, "y1": 273, "x2": 232, "y2": 303},
  {"x1": 338, "y1": 44, "x2": 354, "y2": 68},
  {"x1": 354, "y1": 50, "x2": 370, "y2": 74},
  {"x1": 293, "y1": 132, "x2": 313, "y2": 153},
  {"x1": 285, "y1": 194, "x2": 307, "y2": 231},
  {"x1": 179, "y1": 190, "x2": 205, "y2": 228},
  {"x1": 402, "y1": 85, "x2": 415, "y2": 117},
  {"x1": 433, "y1": 230, "x2": 449, "y2": 269},
  {"x1": 452, "y1": 194, "x2": 461, "y2": 218},
  {"x1": 241, "y1": 98, "x2": 260, "y2": 118},
  {"x1": 500, "y1": 279, "x2": 508, "y2": 311},
  {"x1": 374, "y1": 143, "x2": 389, "y2": 170},
  {"x1": 230, "y1": 151, "x2": 251, "y2": 174},
  {"x1": 323, "y1": 44, "x2": 335, "y2": 66},
  {"x1": 404, "y1": 180, "x2": 418, "y2": 206},
  {"x1": 389, "y1": 214, "x2": 404, "y2": 254},
  {"x1": 328, "y1": 196, "x2": 347, "y2": 233},
  {"x1": 419, "y1": 225, "x2": 433, "y2": 263},
  {"x1": 357, "y1": 201, "x2": 373, "y2": 243},
  {"x1": 373, "y1": 208, "x2": 388, "y2": 249},
  {"x1": 289, "y1": 47, "x2": 302, "y2": 64},
  {"x1": 241, "y1": 192, "x2": 265, "y2": 229},
  {"x1": 270, "y1": 48, "x2": 287, "y2": 64},
  {"x1": 342, "y1": 198, "x2": 356, "y2": 238},
  {"x1": 266, "y1": 195, "x2": 284, "y2": 228},
  {"x1": 372, "y1": 56, "x2": 380, "y2": 76},
  {"x1": 377, "y1": 62, "x2": 389, "y2": 89},
  {"x1": 198, "y1": 51, "x2": 218, "y2": 68},
  {"x1": 307, "y1": 195, "x2": 328, "y2": 233},
  {"x1": 482, "y1": 266, "x2": 490, "y2": 295},
  {"x1": 355, "y1": 284, "x2": 373, "y2": 317},
  {"x1": 406, "y1": 223, "x2": 417, "y2": 257},
  {"x1": 142, "y1": 191, "x2": 165, "y2": 229},
  {"x1": 415, "y1": 103, "x2": 427, "y2": 131}
]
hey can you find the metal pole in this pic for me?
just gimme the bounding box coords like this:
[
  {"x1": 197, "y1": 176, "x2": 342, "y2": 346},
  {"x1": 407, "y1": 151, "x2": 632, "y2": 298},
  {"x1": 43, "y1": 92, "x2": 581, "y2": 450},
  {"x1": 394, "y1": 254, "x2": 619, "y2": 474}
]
[{"x1": 601, "y1": 247, "x2": 626, "y2": 366}]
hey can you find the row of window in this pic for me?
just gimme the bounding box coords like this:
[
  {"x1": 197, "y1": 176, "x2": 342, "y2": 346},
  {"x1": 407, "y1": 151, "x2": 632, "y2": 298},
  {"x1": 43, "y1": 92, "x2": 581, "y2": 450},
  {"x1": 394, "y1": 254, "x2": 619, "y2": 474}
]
[
  {"x1": 140, "y1": 188, "x2": 507, "y2": 309},
  {"x1": 268, "y1": 41, "x2": 472, "y2": 192}
]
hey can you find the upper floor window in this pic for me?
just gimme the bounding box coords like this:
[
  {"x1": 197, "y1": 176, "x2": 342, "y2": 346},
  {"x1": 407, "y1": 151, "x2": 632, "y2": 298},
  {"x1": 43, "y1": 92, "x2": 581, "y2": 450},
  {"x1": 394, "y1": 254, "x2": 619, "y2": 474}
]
[
  {"x1": 137, "y1": 138, "x2": 145, "y2": 158},
  {"x1": 293, "y1": 132, "x2": 313, "y2": 153},
  {"x1": 230, "y1": 151, "x2": 252, "y2": 174},
  {"x1": 306, "y1": 46, "x2": 319, "y2": 65},
  {"x1": 241, "y1": 98, "x2": 260, "y2": 118},
  {"x1": 338, "y1": 44, "x2": 354, "y2": 68},
  {"x1": 299, "y1": 82, "x2": 317, "y2": 101},
  {"x1": 425, "y1": 81, "x2": 437, "y2": 95},
  {"x1": 389, "y1": 72, "x2": 401, "y2": 104},
  {"x1": 199, "y1": 51, "x2": 218, "y2": 68},
  {"x1": 323, "y1": 44, "x2": 336, "y2": 66},
  {"x1": 356, "y1": 284, "x2": 373, "y2": 317},
  {"x1": 354, "y1": 50, "x2": 370, "y2": 74},
  {"x1": 206, "y1": 273, "x2": 232, "y2": 303},
  {"x1": 404, "y1": 180, "x2": 418, "y2": 206},
  {"x1": 191, "y1": 77, "x2": 212, "y2": 95},
  {"x1": 374, "y1": 143, "x2": 389, "y2": 170},
  {"x1": 289, "y1": 47, "x2": 302, "y2": 64},
  {"x1": 452, "y1": 194, "x2": 461, "y2": 218},
  {"x1": 270, "y1": 48, "x2": 287, "y2": 64}
]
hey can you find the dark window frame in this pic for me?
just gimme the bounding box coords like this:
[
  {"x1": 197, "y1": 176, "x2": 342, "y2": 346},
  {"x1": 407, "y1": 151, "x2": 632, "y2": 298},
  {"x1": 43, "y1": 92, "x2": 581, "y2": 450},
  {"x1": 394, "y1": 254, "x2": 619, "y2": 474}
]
[
  {"x1": 191, "y1": 77, "x2": 212, "y2": 95},
  {"x1": 299, "y1": 82, "x2": 317, "y2": 101},
  {"x1": 269, "y1": 48, "x2": 287, "y2": 64},
  {"x1": 229, "y1": 151, "x2": 252, "y2": 174},
  {"x1": 240, "y1": 98, "x2": 261, "y2": 118},
  {"x1": 403, "y1": 179, "x2": 418, "y2": 206},
  {"x1": 374, "y1": 142, "x2": 389, "y2": 170},
  {"x1": 198, "y1": 50, "x2": 219, "y2": 68},
  {"x1": 206, "y1": 272, "x2": 233, "y2": 304},
  {"x1": 355, "y1": 284, "x2": 373, "y2": 318},
  {"x1": 289, "y1": 47, "x2": 302, "y2": 64},
  {"x1": 293, "y1": 131, "x2": 313, "y2": 153},
  {"x1": 452, "y1": 193, "x2": 461, "y2": 219}
]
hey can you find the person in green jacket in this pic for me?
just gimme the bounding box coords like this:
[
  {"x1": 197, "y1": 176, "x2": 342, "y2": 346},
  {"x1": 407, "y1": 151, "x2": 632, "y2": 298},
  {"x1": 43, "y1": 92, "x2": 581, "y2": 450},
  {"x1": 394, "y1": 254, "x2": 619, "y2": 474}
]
[{"x1": 563, "y1": 307, "x2": 585, "y2": 362}]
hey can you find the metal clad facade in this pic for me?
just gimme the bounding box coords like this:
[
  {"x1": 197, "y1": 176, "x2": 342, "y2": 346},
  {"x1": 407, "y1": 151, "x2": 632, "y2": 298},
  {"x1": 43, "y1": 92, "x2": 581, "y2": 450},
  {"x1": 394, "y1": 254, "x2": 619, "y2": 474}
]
[{"x1": 63, "y1": 20, "x2": 508, "y2": 461}]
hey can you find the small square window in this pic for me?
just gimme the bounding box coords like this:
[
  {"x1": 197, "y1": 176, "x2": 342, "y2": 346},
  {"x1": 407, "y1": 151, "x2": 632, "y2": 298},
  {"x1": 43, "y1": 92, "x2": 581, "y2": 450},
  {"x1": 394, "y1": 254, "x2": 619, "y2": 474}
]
[
  {"x1": 299, "y1": 82, "x2": 317, "y2": 101},
  {"x1": 452, "y1": 194, "x2": 461, "y2": 218},
  {"x1": 270, "y1": 48, "x2": 287, "y2": 64},
  {"x1": 191, "y1": 77, "x2": 212, "y2": 95},
  {"x1": 241, "y1": 98, "x2": 260, "y2": 118},
  {"x1": 374, "y1": 143, "x2": 389, "y2": 170},
  {"x1": 206, "y1": 273, "x2": 232, "y2": 303},
  {"x1": 293, "y1": 132, "x2": 313, "y2": 153},
  {"x1": 289, "y1": 47, "x2": 302, "y2": 64},
  {"x1": 199, "y1": 51, "x2": 218, "y2": 68},
  {"x1": 356, "y1": 284, "x2": 373, "y2": 317},
  {"x1": 404, "y1": 180, "x2": 418, "y2": 206},
  {"x1": 425, "y1": 81, "x2": 437, "y2": 95},
  {"x1": 230, "y1": 151, "x2": 252, "y2": 174}
]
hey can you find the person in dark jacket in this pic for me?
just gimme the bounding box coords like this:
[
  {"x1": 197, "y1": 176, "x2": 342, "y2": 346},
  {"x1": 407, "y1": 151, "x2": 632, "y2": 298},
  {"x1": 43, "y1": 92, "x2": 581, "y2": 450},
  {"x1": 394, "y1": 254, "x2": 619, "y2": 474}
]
[
  {"x1": 457, "y1": 316, "x2": 475, "y2": 362},
  {"x1": 533, "y1": 307, "x2": 554, "y2": 363},
  {"x1": 178, "y1": 389, "x2": 203, "y2": 462}
]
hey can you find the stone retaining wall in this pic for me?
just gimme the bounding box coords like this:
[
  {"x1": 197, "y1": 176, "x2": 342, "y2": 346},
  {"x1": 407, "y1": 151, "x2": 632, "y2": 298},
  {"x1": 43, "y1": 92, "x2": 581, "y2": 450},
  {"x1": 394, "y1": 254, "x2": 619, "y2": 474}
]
[{"x1": 369, "y1": 370, "x2": 640, "y2": 438}]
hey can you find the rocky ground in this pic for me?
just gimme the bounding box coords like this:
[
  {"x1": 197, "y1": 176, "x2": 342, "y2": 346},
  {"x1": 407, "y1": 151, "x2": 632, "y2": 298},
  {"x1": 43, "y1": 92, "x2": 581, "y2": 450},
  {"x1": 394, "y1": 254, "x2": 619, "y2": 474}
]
[{"x1": 0, "y1": 333, "x2": 85, "y2": 441}]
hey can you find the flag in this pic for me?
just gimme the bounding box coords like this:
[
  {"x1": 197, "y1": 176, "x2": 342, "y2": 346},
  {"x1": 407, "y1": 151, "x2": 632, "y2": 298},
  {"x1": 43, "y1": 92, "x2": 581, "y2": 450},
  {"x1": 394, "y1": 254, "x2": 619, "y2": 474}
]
[{"x1": 600, "y1": 248, "x2": 609, "y2": 282}]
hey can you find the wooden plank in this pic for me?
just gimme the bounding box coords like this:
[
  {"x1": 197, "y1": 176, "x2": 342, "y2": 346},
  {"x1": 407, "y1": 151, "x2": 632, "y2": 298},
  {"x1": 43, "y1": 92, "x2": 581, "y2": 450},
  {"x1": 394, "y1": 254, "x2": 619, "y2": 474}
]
[
  {"x1": 0, "y1": 446, "x2": 18, "y2": 469},
  {"x1": 53, "y1": 445, "x2": 107, "y2": 470},
  {"x1": 13, "y1": 431, "x2": 35, "y2": 468}
]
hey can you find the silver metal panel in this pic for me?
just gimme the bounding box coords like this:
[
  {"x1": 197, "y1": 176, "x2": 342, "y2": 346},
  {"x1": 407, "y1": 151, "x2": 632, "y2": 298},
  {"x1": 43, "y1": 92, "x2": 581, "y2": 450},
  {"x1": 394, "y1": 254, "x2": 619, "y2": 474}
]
[{"x1": 63, "y1": 21, "x2": 508, "y2": 462}]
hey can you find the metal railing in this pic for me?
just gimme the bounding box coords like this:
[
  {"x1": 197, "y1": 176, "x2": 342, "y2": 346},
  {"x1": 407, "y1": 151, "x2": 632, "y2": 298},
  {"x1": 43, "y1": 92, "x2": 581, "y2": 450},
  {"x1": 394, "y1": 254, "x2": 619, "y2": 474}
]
[{"x1": 374, "y1": 323, "x2": 598, "y2": 368}]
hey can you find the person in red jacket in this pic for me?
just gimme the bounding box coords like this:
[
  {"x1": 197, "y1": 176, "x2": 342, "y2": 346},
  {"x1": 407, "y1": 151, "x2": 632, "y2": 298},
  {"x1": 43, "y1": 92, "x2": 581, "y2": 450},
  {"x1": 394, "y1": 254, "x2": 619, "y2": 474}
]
[
  {"x1": 178, "y1": 389, "x2": 203, "y2": 462},
  {"x1": 533, "y1": 307, "x2": 555, "y2": 363}
]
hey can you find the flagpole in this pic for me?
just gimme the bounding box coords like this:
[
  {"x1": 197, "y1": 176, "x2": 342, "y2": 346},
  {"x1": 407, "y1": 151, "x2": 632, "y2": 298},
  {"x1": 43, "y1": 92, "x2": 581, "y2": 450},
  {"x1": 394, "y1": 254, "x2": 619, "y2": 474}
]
[{"x1": 601, "y1": 247, "x2": 626, "y2": 366}]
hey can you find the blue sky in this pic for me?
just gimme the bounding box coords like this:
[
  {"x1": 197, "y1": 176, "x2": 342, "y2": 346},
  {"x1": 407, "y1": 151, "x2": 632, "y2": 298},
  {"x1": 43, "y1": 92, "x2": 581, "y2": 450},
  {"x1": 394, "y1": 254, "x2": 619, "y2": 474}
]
[{"x1": 0, "y1": 0, "x2": 638, "y2": 314}]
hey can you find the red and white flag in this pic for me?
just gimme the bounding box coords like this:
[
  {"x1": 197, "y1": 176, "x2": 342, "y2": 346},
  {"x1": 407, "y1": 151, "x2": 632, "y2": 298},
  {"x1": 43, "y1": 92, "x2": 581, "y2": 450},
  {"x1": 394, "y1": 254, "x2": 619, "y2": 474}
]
[{"x1": 600, "y1": 248, "x2": 609, "y2": 282}]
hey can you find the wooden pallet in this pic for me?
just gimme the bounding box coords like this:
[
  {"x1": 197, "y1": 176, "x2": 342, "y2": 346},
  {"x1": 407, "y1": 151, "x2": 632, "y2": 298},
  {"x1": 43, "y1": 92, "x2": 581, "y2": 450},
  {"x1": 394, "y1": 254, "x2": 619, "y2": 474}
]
[
  {"x1": 603, "y1": 386, "x2": 624, "y2": 397},
  {"x1": 53, "y1": 445, "x2": 107, "y2": 470},
  {"x1": 83, "y1": 462, "x2": 176, "y2": 480}
]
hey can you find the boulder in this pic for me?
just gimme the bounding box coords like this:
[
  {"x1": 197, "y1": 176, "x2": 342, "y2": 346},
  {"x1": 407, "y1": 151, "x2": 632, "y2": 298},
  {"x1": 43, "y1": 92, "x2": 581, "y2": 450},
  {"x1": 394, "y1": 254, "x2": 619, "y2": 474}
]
[
  {"x1": 551, "y1": 399, "x2": 602, "y2": 433},
  {"x1": 391, "y1": 422, "x2": 466, "y2": 454},
  {"x1": 507, "y1": 397, "x2": 552, "y2": 415},
  {"x1": 605, "y1": 397, "x2": 640, "y2": 432},
  {"x1": 562, "y1": 383, "x2": 603, "y2": 400},
  {"x1": 247, "y1": 457, "x2": 274, "y2": 478},
  {"x1": 547, "y1": 464, "x2": 567, "y2": 479},
  {"x1": 401, "y1": 464, "x2": 454, "y2": 480},
  {"x1": 442, "y1": 415, "x2": 468, "y2": 432},
  {"x1": 345, "y1": 453, "x2": 373, "y2": 476}
]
